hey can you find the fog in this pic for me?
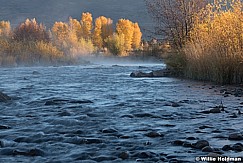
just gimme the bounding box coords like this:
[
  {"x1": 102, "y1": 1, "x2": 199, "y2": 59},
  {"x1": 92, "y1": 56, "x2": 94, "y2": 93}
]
[{"x1": 79, "y1": 55, "x2": 164, "y2": 67}]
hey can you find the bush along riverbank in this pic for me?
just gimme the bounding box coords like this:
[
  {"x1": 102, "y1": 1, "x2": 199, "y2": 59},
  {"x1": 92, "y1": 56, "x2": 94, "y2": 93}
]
[{"x1": 146, "y1": 0, "x2": 243, "y2": 85}]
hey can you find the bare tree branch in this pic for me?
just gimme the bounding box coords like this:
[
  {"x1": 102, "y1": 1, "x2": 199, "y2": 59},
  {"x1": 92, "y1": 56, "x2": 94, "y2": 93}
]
[{"x1": 145, "y1": 0, "x2": 208, "y2": 48}]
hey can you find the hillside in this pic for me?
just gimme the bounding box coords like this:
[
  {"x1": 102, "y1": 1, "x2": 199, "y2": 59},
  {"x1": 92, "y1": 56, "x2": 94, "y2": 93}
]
[{"x1": 0, "y1": 0, "x2": 154, "y2": 38}]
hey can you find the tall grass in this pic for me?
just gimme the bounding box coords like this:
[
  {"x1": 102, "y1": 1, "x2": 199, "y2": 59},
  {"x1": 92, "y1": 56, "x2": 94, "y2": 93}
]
[
  {"x1": 0, "y1": 39, "x2": 65, "y2": 66},
  {"x1": 184, "y1": 0, "x2": 243, "y2": 84}
]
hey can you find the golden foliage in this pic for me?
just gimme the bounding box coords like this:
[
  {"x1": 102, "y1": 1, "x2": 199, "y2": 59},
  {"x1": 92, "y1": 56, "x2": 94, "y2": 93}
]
[
  {"x1": 0, "y1": 11, "x2": 144, "y2": 66},
  {"x1": 116, "y1": 19, "x2": 134, "y2": 51},
  {"x1": 69, "y1": 17, "x2": 82, "y2": 40},
  {"x1": 52, "y1": 19, "x2": 95, "y2": 56},
  {"x1": 81, "y1": 12, "x2": 93, "y2": 40},
  {"x1": 52, "y1": 22, "x2": 69, "y2": 46},
  {"x1": 93, "y1": 17, "x2": 103, "y2": 48},
  {"x1": 0, "y1": 21, "x2": 11, "y2": 37},
  {"x1": 132, "y1": 23, "x2": 142, "y2": 49},
  {"x1": 105, "y1": 33, "x2": 126, "y2": 56},
  {"x1": 93, "y1": 16, "x2": 113, "y2": 49},
  {"x1": 13, "y1": 18, "x2": 50, "y2": 42},
  {"x1": 35, "y1": 41, "x2": 64, "y2": 61}
]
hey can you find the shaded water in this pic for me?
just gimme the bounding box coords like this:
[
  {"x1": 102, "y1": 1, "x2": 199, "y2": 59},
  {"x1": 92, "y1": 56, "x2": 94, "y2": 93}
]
[{"x1": 0, "y1": 62, "x2": 243, "y2": 162}]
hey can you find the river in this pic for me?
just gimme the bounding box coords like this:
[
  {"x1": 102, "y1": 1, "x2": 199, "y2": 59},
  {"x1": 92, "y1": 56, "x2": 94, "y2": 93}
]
[{"x1": 0, "y1": 60, "x2": 243, "y2": 162}]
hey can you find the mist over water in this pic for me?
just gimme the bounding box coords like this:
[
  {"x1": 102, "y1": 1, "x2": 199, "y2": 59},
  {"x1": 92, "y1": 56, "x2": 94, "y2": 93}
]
[{"x1": 81, "y1": 55, "x2": 165, "y2": 67}]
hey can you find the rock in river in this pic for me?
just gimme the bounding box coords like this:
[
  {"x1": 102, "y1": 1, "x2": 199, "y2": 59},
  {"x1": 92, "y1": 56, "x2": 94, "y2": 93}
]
[
  {"x1": 101, "y1": 128, "x2": 118, "y2": 134},
  {"x1": 209, "y1": 108, "x2": 221, "y2": 113},
  {"x1": 232, "y1": 143, "x2": 243, "y2": 152},
  {"x1": 0, "y1": 148, "x2": 44, "y2": 157},
  {"x1": 0, "y1": 125, "x2": 11, "y2": 129},
  {"x1": 145, "y1": 131, "x2": 164, "y2": 138},
  {"x1": 130, "y1": 71, "x2": 153, "y2": 78},
  {"x1": 130, "y1": 69, "x2": 172, "y2": 78},
  {"x1": 222, "y1": 145, "x2": 232, "y2": 151},
  {"x1": 0, "y1": 91, "x2": 11, "y2": 102},
  {"x1": 207, "y1": 152, "x2": 222, "y2": 158},
  {"x1": 201, "y1": 108, "x2": 221, "y2": 114},
  {"x1": 202, "y1": 146, "x2": 214, "y2": 152},
  {"x1": 171, "y1": 140, "x2": 184, "y2": 146},
  {"x1": 192, "y1": 140, "x2": 210, "y2": 149},
  {"x1": 92, "y1": 155, "x2": 117, "y2": 162},
  {"x1": 228, "y1": 133, "x2": 243, "y2": 140},
  {"x1": 118, "y1": 151, "x2": 129, "y2": 160}
]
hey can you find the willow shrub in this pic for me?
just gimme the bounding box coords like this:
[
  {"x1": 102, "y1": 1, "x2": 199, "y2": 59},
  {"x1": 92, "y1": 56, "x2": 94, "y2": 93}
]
[
  {"x1": 184, "y1": 0, "x2": 243, "y2": 84},
  {"x1": 52, "y1": 20, "x2": 95, "y2": 57}
]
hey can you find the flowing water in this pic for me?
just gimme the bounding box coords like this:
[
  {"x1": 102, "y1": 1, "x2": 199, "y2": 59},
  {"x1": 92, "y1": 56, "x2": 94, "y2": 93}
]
[{"x1": 0, "y1": 61, "x2": 243, "y2": 162}]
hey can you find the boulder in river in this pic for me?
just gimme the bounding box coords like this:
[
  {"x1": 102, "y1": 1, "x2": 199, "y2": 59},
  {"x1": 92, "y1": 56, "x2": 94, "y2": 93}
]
[
  {"x1": 232, "y1": 143, "x2": 243, "y2": 152},
  {"x1": 200, "y1": 108, "x2": 222, "y2": 114},
  {"x1": 209, "y1": 108, "x2": 221, "y2": 113},
  {"x1": 130, "y1": 71, "x2": 153, "y2": 78},
  {"x1": 228, "y1": 133, "x2": 243, "y2": 140},
  {"x1": 222, "y1": 145, "x2": 232, "y2": 151},
  {"x1": 0, "y1": 125, "x2": 11, "y2": 129},
  {"x1": 101, "y1": 128, "x2": 118, "y2": 134},
  {"x1": 130, "y1": 69, "x2": 172, "y2": 78},
  {"x1": 0, "y1": 148, "x2": 44, "y2": 157},
  {"x1": 44, "y1": 98, "x2": 93, "y2": 106},
  {"x1": 192, "y1": 140, "x2": 210, "y2": 149},
  {"x1": 171, "y1": 140, "x2": 184, "y2": 146},
  {"x1": 32, "y1": 71, "x2": 41, "y2": 75},
  {"x1": 144, "y1": 131, "x2": 164, "y2": 138},
  {"x1": 118, "y1": 151, "x2": 129, "y2": 160},
  {"x1": 0, "y1": 91, "x2": 11, "y2": 102},
  {"x1": 202, "y1": 146, "x2": 214, "y2": 152}
]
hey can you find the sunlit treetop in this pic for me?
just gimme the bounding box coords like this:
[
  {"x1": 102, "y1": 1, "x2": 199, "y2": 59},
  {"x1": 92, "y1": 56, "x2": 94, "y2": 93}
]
[
  {"x1": 0, "y1": 21, "x2": 11, "y2": 37},
  {"x1": 81, "y1": 12, "x2": 93, "y2": 40}
]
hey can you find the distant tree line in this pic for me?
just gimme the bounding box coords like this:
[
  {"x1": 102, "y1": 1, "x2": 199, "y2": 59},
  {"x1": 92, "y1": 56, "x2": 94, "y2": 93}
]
[{"x1": 0, "y1": 12, "x2": 142, "y2": 66}]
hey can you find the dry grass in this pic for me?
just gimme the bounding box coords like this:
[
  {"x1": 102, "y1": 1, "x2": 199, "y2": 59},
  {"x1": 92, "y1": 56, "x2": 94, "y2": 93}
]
[
  {"x1": 184, "y1": 0, "x2": 243, "y2": 84},
  {"x1": 0, "y1": 39, "x2": 65, "y2": 66}
]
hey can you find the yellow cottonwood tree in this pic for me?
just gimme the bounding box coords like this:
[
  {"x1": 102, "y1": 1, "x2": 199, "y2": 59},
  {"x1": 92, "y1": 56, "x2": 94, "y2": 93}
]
[
  {"x1": 93, "y1": 16, "x2": 113, "y2": 49},
  {"x1": 132, "y1": 23, "x2": 142, "y2": 49},
  {"x1": 69, "y1": 17, "x2": 82, "y2": 40},
  {"x1": 93, "y1": 17, "x2": 103, "y2": 48},
  {"x1": 101, "y1": 17, "x2": 113, "y2": 46},
  {"x1": 81, "y1": 12, "x2": 93, "y2": 40},
  {"x1": 52, "y1": 22, "x2": 69, "y2": 47},
  {"x1": 0, "y1": 21, "x2": 11, "y2": 37},
  {"x1": 14, "y1": 18, "x2": 49, "y2": 42},
  {"x1": 116, "y1": 19, "x2": 134, "y2": 51},
  {"x1": 52, "y1": 19, "x2": 95, "y2": 56}
]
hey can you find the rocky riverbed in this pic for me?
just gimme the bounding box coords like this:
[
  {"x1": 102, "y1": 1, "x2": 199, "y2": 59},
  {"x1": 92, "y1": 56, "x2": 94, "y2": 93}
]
[{"x1": 0, "y1": 63, "x2": 243, "y2": 162}]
